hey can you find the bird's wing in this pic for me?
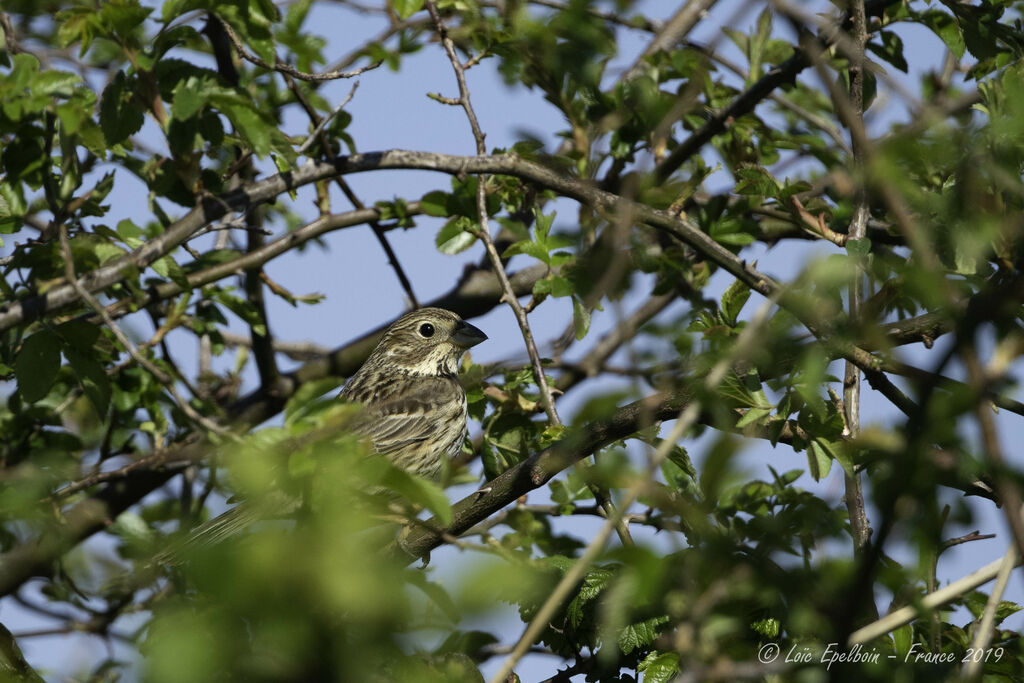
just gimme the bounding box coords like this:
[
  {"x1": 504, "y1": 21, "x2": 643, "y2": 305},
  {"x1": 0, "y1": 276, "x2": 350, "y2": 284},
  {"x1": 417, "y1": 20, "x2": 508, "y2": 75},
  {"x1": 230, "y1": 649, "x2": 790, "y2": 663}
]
[{"x1": 347, "y1": 375, "x2": 462, "y2": 456}]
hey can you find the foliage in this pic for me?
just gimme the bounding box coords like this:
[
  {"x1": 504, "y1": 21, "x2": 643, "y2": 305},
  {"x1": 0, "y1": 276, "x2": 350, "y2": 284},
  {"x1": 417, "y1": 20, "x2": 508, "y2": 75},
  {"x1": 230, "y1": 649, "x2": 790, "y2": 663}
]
[{"x1": 0, "y1": 0, "x2": 1023, "y2": 681}]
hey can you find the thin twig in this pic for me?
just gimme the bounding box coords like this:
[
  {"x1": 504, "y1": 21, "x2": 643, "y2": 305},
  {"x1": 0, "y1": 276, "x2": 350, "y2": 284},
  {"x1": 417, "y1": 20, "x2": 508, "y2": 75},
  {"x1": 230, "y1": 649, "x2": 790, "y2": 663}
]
[
  {"x1": 215, "y1": 329, "x2": 331, "y2": 360},
  {"x1": 479, "y1": 0, "x2": 663, "y2": 33},
  {"x1": 216, "y1": 14, "x2": 382, "y2": 82},
  {"x1": 287, "y1": 74, "x2": 420, "y2": 308},
  {"x1": 425, "y1": 0, "x2": 561, "y2": 397},
  {"x1": 54, "y1": 454, "x2": 189, "y2": 500},
  {"x1": 771, "y1": 0, "x2": 923, "y2": 113},
  {"x1": 296, "y1": 81, "x2": 360, "y2": 156},
  {"x1": 682, "y1": 40, "x2": 852, "y2": 155},
  {"x1": 622, "y1": 0, "x2": 718, "y2": 81},
  {"x1": 425, "y1": 0, "x2": 633, "y2": 547},
  {"x1": 422, "y1": 2, "x2": 558, "y2": 420},
  {"x1": 940, "y1": 530, "x2": 997, "y2": 554}
]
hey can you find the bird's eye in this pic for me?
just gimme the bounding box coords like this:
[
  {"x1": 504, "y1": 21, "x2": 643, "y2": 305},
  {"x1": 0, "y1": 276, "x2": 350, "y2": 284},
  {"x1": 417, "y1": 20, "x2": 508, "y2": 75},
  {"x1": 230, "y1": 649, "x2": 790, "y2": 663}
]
[{"x1": 418, "y1": 322, "x2": 435, "y2": 338}]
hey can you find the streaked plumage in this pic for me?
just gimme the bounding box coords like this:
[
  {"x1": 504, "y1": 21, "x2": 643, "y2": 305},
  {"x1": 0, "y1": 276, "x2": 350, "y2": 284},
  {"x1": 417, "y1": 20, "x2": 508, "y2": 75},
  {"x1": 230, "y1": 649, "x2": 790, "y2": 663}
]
[
  {"x1": 147, "y1": 309, "x2": 486, "y2": 568},
  {"x1": 339, "y1": 307, "x2": 487, "y2": 480}
]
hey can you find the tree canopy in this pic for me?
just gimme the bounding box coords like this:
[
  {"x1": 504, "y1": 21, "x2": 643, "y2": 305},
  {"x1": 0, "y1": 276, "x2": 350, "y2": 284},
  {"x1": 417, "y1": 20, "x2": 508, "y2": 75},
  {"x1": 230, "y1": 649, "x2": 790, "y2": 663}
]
[{"x1": 1, "y1": 0, "x2": 1023, "y2": 681}]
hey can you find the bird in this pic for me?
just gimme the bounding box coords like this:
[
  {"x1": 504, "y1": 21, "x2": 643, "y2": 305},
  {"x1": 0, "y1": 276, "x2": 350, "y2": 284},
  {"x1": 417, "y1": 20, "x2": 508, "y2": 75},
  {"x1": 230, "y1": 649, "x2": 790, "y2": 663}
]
[
  {"x1": 338, "y1": 307, "x2": 488, "y2": 481},
  {"x1": 140, "y1": 308, "x2": 487, "y2": 569}
]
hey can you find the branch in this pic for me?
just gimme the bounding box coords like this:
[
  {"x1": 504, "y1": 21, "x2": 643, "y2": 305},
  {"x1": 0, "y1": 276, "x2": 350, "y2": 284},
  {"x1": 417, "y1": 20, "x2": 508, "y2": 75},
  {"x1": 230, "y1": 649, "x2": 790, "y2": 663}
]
[
  {"x1": 215, "y1": 330, "x2": 331, "y2": 361},
  {"x1": 214, "y1": 13, "x2": 383, "y2": 82},
  {"x1": 0, "y1": 462, "x2": 190, "y2": 597},
  {"x1": 395, "y1": 388, "x2": 696, "y2": 563},
  {"x1": 97, "y1": 203, "x2": 423, "y2": 325},
  {"x1": 18, "y1": 147, "x2": 1020, "y2": 433},
  {"x1": 963, "y1": 544, "x2": 1017, "y2": 679},
  {"x1": 841, "y1": 0, "x2": 873, "y2": 569},
  {"x1": 848, "y1": 541, "x2": 1024, "y2": 646},
  {"x1": 425, "y1": 1, "x2": 563, "y2": 424},
  {"x1": 621, "y1": 0, "x2": 718, "y2": 81},
  {"x1": 426, "y1": 0, "x2": 631, "y2": 546},
  {"x1": 286, "y1": 75, "x2": 421, "y2": 307},
  {"x1": 0, "y1": 166, "x2": 306, "y2": 333},
  {"x1": 0, "y1": 148, "x2": 824, "y2": 334},
  {"x1": 652, "y1": 0, "x2": 893, "y2": 183},
  {"x1": 555, "y1": 290, "x2": 677, "y2": 391}
]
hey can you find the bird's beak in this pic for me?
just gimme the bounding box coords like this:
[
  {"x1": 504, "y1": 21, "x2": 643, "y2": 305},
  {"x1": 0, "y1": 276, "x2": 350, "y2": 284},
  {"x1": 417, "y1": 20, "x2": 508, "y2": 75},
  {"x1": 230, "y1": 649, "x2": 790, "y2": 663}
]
[{"x1": 452, "y1": 320, "x2": 488, "y2": 347}]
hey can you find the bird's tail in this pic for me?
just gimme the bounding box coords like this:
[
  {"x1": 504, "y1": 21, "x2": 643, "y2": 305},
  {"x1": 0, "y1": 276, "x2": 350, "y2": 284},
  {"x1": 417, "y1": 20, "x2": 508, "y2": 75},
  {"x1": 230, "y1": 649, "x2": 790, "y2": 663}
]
[{"x1": 104, "y1": 492, "x2": 298, "y2": 596}]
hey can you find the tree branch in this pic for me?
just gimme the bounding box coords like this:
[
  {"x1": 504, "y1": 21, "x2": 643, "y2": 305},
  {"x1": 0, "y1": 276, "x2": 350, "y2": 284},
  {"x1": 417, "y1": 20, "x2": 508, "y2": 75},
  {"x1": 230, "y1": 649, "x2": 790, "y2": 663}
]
[
  {"x1": 652, "y1": 0, "x2": 893, "y2": 184},
  {"x1": 849, "y1": 536, "x2": 1024, "y2": 646},
  {"x1": 214, "y1": 12, "x2": 383, "y2": 82},
  {"x1": 841, "y1": 0, "x2": 873, "y2": 569}
]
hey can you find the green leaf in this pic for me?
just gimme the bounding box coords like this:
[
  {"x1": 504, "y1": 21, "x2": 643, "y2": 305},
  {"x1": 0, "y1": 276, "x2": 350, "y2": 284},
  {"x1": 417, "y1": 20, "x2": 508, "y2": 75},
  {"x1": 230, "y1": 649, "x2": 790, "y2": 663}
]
[
  {"x1": 618, "y1": 615, "x2": 669, "y2": 654},
  {"x1": 171, "y1": 75, "x2": 211, "y2": 120},
  {"x1": 572, "y1": 297, "x2": 590, "y2": 340},
  {"x1": 406, "y1": 572, "x2": 459, "y2": 622},
  {"x1": 116, "y1": 218, "x2": 144, "y2": 241},
  {"x1": 0, "y1": 182, "x2": 25, "y2": 233},
  {"x1": 420, "y1": 190, "x2": 450, "y2": 217},
  {"x1": 503, "y1": 239, "x2": 550, "y2": 262},
  {"x1": 735, "y1": 406, "x2": 772, "y2": 429},
  {"x1": 220, "y1": 100, "x2": 271, "y2": 157},
  {"x1": 65, "y1": 346, "x2": 112, "y2": 415},
  {"x1": 892, "y1": 623, "x2": 912, "y2": 656},
  {"x1": 747, "y1": 7, "x2": 773, "y2": 82},
  {"x1": 534, "y1": 208, "x2": 555, "y2": 244},
  {"x1": 378, "y1": 464, "x2": 453, "y2": 526},
  {"x1": 110, "y1": 511, "x2": 155, "y2": 557},
  {"x1": 392, "y1": 0, "x2": 424, "y2": 20},
  {"x1": 807, "y1": 439, "x2": 833, "y2": 481},
  {"x1": 846, "y1": 238, "x2": 871, "y2": 257},
  {"x1": 56, "y1": 320, "x2": 101, "y2": 350},
  {"x1": 532, "y1": 275, "x2": 573, "y2": 298},
  {"x1": 637, "y1": 651, "x2": 680, "y2": 683},
  {"x1": 994, "y1": 600, "x2": 1023, "y2": 624},
  {"x1": 436, "y1": 217, "x2": 477, "y2": 254},
  {"x1": 750, "y1": 617, "x2": 780, "y2": 638},
  {"x1": 919, "y1": 10, "x2": 965, "y2": 60},
  {"x1": 284, "y1": 377, "x2": 344, "y2": 426},
  {"x1": 564, "y1": 564, "x2": 613, "y2": 628},
  {"x1": 866, "y1": 30, "x2": 908, "y2": 73},
  {"x1": 720, "y1": 278, "x2": 750, "y2": 326},
  {"x1": 734, "y1": 165, "x2": 780, "y2": 196},
  {"x1": 99, "y1": 70, "x2": 144, "y2": 145},
  {"x1": 437, "y1": 630, "x2": 499, "y2": 656},
  {"x1": 32, "y1": 69, "x2": 82, "y2": 96},
  {"x1": 15, "y1": 330, "x2": 62, "y2": 402}
]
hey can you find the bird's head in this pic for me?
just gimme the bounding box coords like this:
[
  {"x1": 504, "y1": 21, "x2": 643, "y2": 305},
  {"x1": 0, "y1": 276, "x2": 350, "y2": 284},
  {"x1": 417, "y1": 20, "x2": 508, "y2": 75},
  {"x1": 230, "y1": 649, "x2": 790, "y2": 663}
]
[{"x1": 375, "y1": 307, "x2": 487, "y2": 377}]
